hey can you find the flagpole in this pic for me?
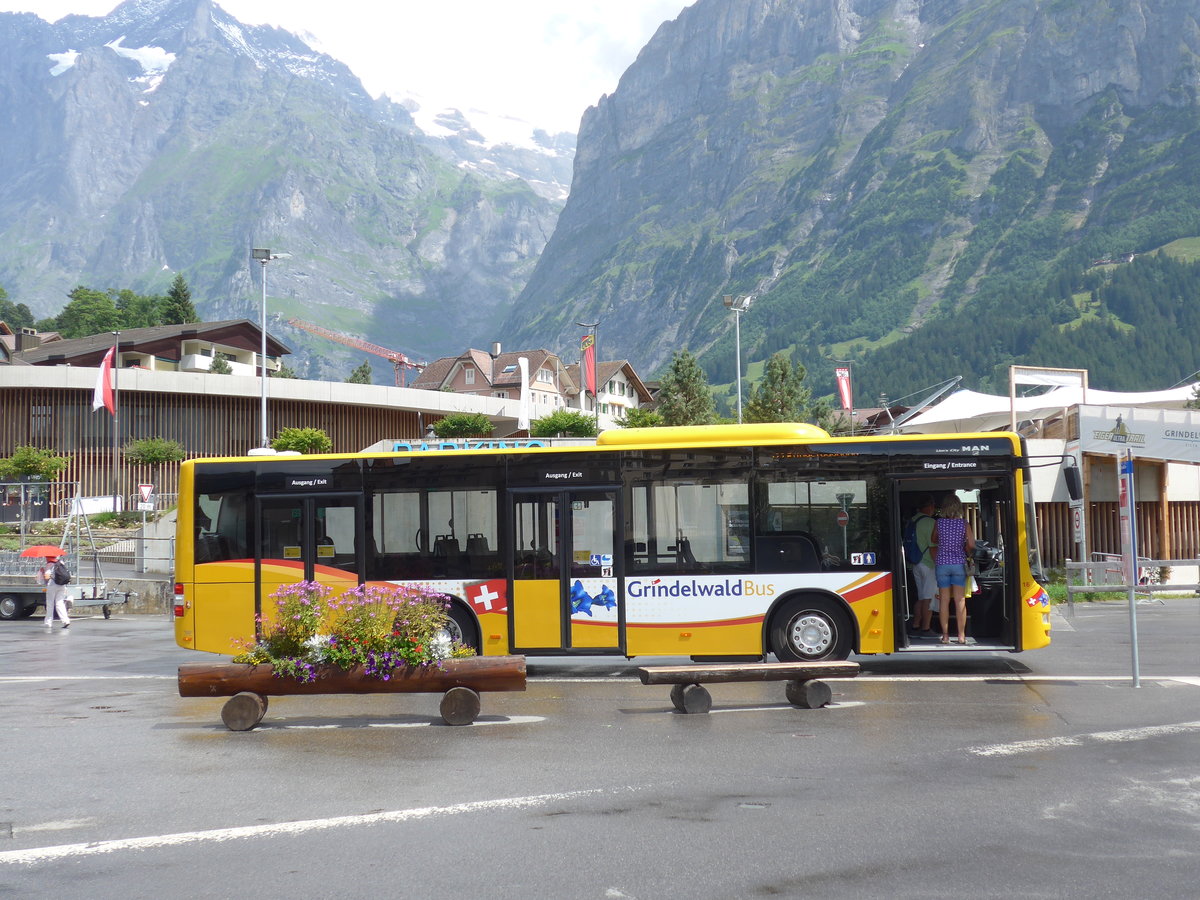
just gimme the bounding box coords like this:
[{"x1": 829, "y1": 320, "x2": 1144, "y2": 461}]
[{"x1": 111, "y1": 331, "x2": 120, "y2": 514}]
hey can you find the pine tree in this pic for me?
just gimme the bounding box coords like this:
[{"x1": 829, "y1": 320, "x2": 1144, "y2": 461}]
[
  {"x1": 347, "y1": 359, "x2": 373, "y2": 384},
  {"x1": 161, "y1": 273, "x2": 199, "y2": 325},
  {"x1": 656, "y1": 350, "x2": 715, "y2": 426},
  {"x1": 744, "y1": 352, "x2": 811, "y2": 423}
]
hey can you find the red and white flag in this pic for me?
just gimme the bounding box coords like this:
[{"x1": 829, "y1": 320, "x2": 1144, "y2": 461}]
[
  {"x1": 835, "y1": 365, "x2": 853, "y2": 411},
  {"x1": 581, "y1": 333, "x2": 596, "y2": 397},
  {"x1": 92, "y1": 346, "x2": 116, "y2": 415}
]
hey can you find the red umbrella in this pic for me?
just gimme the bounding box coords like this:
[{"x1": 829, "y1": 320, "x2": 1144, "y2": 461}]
[{"x1": 20, "y1": 545, "x2": 65, "y2": 558}]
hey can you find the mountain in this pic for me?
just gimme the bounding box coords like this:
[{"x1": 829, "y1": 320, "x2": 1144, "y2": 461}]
[
  {"x1": 0, "y1": 0, "x2": 569, "y2": 379},
  {"x1": 502, "y1": 0, "x2": 1200, "y2": 406}
]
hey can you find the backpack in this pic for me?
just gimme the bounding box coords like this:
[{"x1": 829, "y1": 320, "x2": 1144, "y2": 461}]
[
  {"x1": 903, "y1": 514, "x2": 932, "y2": 565},
  {"x1": 52, "y1": 560, "x2": 71, "y2": 585}
]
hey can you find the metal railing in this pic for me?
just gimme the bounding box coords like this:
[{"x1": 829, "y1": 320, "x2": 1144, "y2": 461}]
[{"x1": 1064, "y1": 557, "x2": 1200, "y2": 615}]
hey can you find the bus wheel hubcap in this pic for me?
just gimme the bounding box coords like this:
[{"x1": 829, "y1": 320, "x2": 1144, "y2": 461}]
[{"x1": 791, "y1": 614, "x2": 832, "y2": 656}]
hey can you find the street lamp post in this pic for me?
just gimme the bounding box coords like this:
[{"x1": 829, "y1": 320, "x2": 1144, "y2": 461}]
[
  {"x1": 723, "y1": 295, "x2": 754, "y2": 423},
  {"x1": 251, "y1": 248, "x2": 289, "y2": 450},
  {"x1": 575, "y1": 320, "x2": 599, "y2": 427}
]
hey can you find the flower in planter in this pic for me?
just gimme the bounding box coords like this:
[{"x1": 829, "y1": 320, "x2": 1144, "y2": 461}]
[{"x1": 233, "y1": 581, "x2": 474, "y2": 682}]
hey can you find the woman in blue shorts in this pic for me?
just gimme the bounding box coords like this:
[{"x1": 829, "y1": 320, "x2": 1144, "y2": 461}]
[{"x1": 933, "y1": 494, "x2": 975, "y2": 644}]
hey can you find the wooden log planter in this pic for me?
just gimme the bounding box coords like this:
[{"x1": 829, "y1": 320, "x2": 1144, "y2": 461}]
[
  {"x1": 178, "y1": 655, "x2": 527, "y2": 731},
  {"x1": 636, "y1": 660, "x2": 860, "y2": 714}
]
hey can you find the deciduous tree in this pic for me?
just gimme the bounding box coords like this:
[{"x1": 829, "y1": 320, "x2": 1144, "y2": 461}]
[
  {"x1": 615, "y1": 408, "x2": 664, "y2": 428},
  {"x1": 530, "y1": 409, "x2": 599, "y2": 437},
  {"x1": 272, "y1": 427, "x2": 333, "y2": 454},
  {"x1": 0, "y1": 446, "x2": 70, "y2": 481},
  {"x1": 432, "y1": 413, "x2": 492, "y2": 438}
]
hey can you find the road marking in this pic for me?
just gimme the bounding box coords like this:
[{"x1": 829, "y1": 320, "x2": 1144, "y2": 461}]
[
  {"x1": 969, "y1": 720, "x2": 1200, "y2": 758},
  {"x1": 0, "y1": 789, "x2": 602, "y2": 866},
  {"x1": 18, "y1": 819, "x2": 96, "y2": 834}
]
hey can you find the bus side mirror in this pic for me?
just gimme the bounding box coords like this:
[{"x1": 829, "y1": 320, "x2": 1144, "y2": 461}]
[{"x1": 1063, "y1": 462, "x2": 1083, "y2": 501}]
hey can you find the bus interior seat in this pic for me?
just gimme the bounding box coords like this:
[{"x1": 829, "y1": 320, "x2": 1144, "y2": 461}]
[
  {"x1": 433, "y1": 535, "x2": 461, "y2": 558},
  {"x1": 757, "y1": 533, "x2": 823, "y2": 573},
  {"x1": 196, "y1": 533, "x2": 229, "y2": 562},
  {"x1": 676, "y1": 536, "x2": 699, "y2": 569},
  {"x1": 466, "y1": 533, "x2": 490, "y2": 555}
]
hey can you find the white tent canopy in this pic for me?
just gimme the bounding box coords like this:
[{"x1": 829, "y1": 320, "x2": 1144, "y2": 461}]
[{"x1": 899, "y1": 385, "x2": 1197, "y2": 434}]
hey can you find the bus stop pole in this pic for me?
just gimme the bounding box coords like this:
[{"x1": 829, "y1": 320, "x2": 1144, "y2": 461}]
[
  {"x1": 1127, "y1": 582, "x2": 1140, "y2": 688},
  {"x1": 1119, "y1": 451, "x2": 1140, "y2": 687}
]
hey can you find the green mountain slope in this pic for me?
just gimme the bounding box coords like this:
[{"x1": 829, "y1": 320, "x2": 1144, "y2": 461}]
[{"x1": 502, "y1": 0, "x2": 1200, "y2": 402}]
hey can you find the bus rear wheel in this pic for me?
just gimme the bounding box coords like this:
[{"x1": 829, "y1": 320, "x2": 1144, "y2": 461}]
[
  {"x1": 770, "y1": 597, "x2": 852, "y2": 662},
  {"x1": 444, "y1": 601, "x2": 480, "y2": 653}
]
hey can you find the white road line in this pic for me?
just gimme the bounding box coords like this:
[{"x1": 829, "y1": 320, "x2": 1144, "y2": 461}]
[
  {"x1": 0, "y1": 789, "x2": 602, "y2": 866},
  {"x1": 18, "y1": 819, "x2": 96, "y2": 834},
  {"x1": 969, "y1": 720, "x2": 1200, "y2": 758}
]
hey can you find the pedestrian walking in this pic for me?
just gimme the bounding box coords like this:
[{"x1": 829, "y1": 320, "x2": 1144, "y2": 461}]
[{"x1": 38, "y1": 553, "x2": 72, "y2": 629}]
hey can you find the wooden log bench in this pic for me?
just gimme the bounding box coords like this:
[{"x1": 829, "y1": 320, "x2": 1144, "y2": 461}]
[
  {"x1": 636, "y1": 661, "x2": 860, "y2": 714},
  {"x1": 178, "y1": 655, "x2": 526, "y2": 731}
]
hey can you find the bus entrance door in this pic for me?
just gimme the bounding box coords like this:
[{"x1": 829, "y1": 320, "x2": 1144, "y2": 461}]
[
  {"x1": 256, "y1": 494, "x2": 362, "y2": 621},
  {"x1": 510, "y1": 489, "x2": 621, "y2": 653}
]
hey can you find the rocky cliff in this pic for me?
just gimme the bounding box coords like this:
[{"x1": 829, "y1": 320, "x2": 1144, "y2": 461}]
[{"x1": 503, "y1": 0, "x2": 1200, "y2": 399}]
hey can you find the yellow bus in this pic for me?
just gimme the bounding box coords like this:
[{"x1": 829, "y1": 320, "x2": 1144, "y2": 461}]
[{"x1": 173, "y1": 423, "x2": 1052, "y2": 661}]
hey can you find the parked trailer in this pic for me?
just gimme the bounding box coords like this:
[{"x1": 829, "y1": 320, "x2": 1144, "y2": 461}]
[
  {"x1": 0, "y1": 580, "x2": 43, "y2": 619},
  {"x1": 0, "y1": 579, "x2": 128, "y2": 620}
]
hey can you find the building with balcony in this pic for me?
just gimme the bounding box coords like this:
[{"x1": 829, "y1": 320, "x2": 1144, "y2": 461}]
[
  {"x1": 1, "y1": 320, "x2": 523, "y2": 510},
  {"x1": 412, "y1": 344, "x2": 652, "y2": 431}
]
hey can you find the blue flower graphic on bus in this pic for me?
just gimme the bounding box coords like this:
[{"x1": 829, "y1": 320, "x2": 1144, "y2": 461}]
[{"x1": 570, "y1": 580, "x2": 616, "y2": 617}]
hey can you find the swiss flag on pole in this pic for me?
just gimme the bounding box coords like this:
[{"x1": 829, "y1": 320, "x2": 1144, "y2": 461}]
[
  {"x1": 92, "y1": 346, "x2": 116, "y2": 415},
  {"x1": 835, "y1": 366, "x2": 853, "y2": 411}
]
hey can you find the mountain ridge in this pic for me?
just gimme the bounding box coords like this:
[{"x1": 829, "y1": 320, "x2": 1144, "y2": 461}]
[{"x1": 0, "y1": 0, "x2": 570, "y2": 378}]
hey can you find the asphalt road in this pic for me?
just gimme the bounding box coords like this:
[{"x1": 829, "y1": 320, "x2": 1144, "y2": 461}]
[{"x1": 2, "y1": 599, "x2": 1199, "y2": 899}]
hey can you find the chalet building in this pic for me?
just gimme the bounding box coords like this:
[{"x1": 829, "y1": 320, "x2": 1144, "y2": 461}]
[
  {"x1": 564, "y1": 360, "x2": 654, "y2": 427},
  {"x1": 413, "y1": 344, "x2": 652, "y2": 431},
  {"x1": 411, "y1": 345, "x2": 576, "y2": 414},
  {"x1": 1, "y1": 320, "x2": 521, "y2": 511}
]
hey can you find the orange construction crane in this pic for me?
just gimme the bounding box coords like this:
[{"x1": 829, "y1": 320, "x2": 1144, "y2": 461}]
[{"x1": 287, "y1": 318, "x2": 425, "y2": 386}]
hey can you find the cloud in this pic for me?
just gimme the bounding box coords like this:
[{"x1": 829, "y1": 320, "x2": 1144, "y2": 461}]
[{"x1": 4, "y1": 0, "x2": 690, "y2": 133}]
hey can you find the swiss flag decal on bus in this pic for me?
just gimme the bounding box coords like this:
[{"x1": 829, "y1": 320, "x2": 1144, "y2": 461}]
[{"x1": 466, "y1": 579, "x2": 508, "y2": 615}]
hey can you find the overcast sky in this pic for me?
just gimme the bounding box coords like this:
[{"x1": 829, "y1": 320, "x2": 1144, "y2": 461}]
[{"x1": 0, "y1": 0, "x2": 689, "y2": 134}]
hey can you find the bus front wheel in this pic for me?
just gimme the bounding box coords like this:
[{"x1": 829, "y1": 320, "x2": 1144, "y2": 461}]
[{"x1": 770, "y1": 598, "x2": 852, "y2": 662}]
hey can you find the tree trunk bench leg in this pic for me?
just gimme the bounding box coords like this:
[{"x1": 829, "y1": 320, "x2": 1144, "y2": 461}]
[
  {"x1": 221, "y1": 691, "x2": 268, "y2": 731},
  {"x1": 785, "y1": 678, "x2": 832, "y2": 709},
  {"x1": 669, "y1": 683, "x2": 688, "y2": 712},
  {"x1": 440, "y1": 686, "x2": 481, "y2": 725},
  {"x1": 673, "y1": 683, "x2": 712, "y2": 714}
]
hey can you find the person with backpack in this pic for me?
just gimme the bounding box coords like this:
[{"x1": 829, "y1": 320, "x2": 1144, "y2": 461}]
[
  {"x1": 37, "y1": 552, "x2": 71, "y2": 630},
  {"x1": 904, "y1": 495, "x2": 938, "y2": 637}
]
